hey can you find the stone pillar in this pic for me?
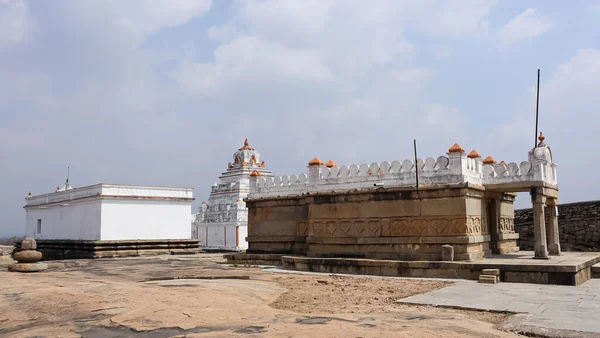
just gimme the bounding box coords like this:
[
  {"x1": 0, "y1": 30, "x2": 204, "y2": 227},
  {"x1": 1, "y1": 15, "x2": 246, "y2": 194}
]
[
  {"x1": 546, "y1": 198, "x2": 561, "y2": 256},
  {"x1": 488, "y1": 198, "x2": 501, "y2": 254},
  {"x1": 532, "y1": 189, "x2": 549, "y2": 259}
]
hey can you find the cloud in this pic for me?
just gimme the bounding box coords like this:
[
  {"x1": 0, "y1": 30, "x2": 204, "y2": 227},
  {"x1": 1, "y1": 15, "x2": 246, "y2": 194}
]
[
  {"x1": 499, "y1": 8, "x2": 552, "y2": 45},
  {"x1": 413, "y1": 0, "x2": 495, "y2": 37},
  {"x1": 0, "y1": 0, "x2": 34, "y2": 46}
]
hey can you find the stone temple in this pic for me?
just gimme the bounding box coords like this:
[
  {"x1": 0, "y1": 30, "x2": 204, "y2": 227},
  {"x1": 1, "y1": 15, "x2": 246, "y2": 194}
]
[
  {"x1": 226, "y1": 134, "x2": 595, "y2": 285},
  {"x1": 193, "y1": 139, "x2": 273, "y2": 251}
]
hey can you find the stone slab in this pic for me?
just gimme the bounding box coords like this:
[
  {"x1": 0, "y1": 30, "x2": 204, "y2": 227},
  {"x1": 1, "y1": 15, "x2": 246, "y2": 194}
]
[
  {"x1": 478, "y1": 275, "x2": 497, "y2": 284},
  {"x1": 8, "y1": 262, "x2": 48, "y2": 272},
  {"x1": 281, "y1": 251, "x2": 600, "y2": 285},
  {"x1": 398, "y1": 279, "x2": 600, "y2": 336},
  {"x1": 482, "y1": 268, "x2": 500, "y2": 276}
]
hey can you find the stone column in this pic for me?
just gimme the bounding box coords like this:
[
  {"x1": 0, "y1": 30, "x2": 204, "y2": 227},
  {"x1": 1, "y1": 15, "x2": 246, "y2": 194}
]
[
  {"x1": 488, "y1": 198, "x2": 501, "y2": 254},
  {"x1": 546, "y1": 198, "x2": 561, "y2": 255},
  {"x1": 532, "y1": 189, "x2": 549, "y2": 259}
]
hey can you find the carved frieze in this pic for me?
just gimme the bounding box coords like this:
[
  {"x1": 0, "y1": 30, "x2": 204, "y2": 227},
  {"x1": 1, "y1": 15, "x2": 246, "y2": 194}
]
[
  {"x1": 298, "y1": 215, "x2": 489, "y2": 237},
  {"x1": 499, "y1": 216, "x2": 515, "y2": 233}
]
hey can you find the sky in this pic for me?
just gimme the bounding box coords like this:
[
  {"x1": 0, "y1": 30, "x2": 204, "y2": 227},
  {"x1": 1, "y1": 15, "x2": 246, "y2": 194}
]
[{"x1": 1, "y1": 0, "x2": 599, "y2": 237}]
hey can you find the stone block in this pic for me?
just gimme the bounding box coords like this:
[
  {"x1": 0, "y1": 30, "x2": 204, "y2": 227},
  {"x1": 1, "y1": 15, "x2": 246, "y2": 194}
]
[
  {"x1": 482, "y1": 269, "x2": 500, "y2": 276},
  {"x1": 478, "y1": 275, "x2": 498, "y2": 284},
  {"x1": 13, "y1": 250, "x2": 42, "y2": 263},
  {"x1": 8, "y1": 262, "x2": 48, "y2": 273},
  {"x1": 21, "y1": 238, "x2": 36, "y2": 250},
  {"x1": 441, "y1": 245, "x2": 454, "y2": 261}
]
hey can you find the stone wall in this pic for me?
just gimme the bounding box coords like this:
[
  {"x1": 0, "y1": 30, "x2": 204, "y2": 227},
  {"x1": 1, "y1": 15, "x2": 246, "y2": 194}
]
[{"x1": 514, "y1": 200, "x2": 600, "y2": 251}]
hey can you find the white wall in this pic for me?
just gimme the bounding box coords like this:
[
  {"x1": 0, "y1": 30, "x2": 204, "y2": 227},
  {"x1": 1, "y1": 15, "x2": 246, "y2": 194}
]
[
  {"x1": 25, "y1": 199, "x2": 102, "y2": 240},
  {"x1": 100, "y1": 199, "x2": 191, "y2": 240},
  {"x1": 196, "y1": 223, "x2": 246, "y2": 250}
]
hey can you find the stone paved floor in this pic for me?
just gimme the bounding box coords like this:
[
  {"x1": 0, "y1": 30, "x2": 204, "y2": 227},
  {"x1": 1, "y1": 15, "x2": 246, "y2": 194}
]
[{"x1": 398, "y1": 279, "x2": 600, "y2": 336}]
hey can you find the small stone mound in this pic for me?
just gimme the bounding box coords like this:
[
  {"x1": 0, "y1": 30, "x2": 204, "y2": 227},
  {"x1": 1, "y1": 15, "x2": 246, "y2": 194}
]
[{"x1": 8, "y1": 238, "x2": 47, "y2": 273}]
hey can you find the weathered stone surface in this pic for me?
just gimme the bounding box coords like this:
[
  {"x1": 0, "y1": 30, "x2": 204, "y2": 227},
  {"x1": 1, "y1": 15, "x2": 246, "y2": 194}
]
[
  {"x1": 13, "y1": 250, "x2": 42, "y2": 263},
  {"x1": 21, "y1": 238, "x2": 37, "y2": 250},
  {"x1": 478, "y1": 275, "x2": 498, "y2": 284},
  {"x1": 8, "y1": 262, "x2": 48, "y2": 272},
  {"x1": 246, "y1": 185, "x2": 512, "y2": 261},
  {"x1": 399, "y1": 279, "x2": 600, "y2": 336},
  {"x1": 441, "y1": 245, "x2": 454, "y2": 261}
]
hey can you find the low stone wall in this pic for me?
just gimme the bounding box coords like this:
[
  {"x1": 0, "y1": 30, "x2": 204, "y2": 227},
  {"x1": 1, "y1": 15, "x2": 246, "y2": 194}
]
[{"x1": 514, "y1": 200, "x2": 600, "y2": 251}]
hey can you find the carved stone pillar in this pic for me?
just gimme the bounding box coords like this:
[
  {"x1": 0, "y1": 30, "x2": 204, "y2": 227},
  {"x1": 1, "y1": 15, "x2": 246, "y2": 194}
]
[
  {"x1": 532, "y1": 189, "x2": 549, "y2": 259},
  {"x1": 546, "y1": 198, "x2": 561, "y2": 255}
]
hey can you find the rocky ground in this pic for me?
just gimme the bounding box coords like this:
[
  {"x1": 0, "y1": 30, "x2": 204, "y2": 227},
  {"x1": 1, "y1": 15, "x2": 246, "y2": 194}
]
[{"x1": 0, "y1": 253, "x2": 524, "y2": 337}]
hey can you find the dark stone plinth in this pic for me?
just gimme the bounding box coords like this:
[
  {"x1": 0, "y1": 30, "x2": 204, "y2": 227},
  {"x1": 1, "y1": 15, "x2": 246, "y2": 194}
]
[
  {"x1": 224, "y1": 253, "x2": 284, "y2": 266},
  {"x1": 15, "y1": 239, "x2": 202, "y2": 261}
]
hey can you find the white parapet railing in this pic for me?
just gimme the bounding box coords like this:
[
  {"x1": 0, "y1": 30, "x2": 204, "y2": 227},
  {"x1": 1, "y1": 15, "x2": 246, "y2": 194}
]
[{"x1": 248, "y1": 143, "x2": 557, "y2": 199}]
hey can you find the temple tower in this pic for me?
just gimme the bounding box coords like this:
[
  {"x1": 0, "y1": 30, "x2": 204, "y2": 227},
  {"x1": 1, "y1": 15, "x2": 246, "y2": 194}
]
[{"x1": 193, "y1": 139, "x2": 273, "y2": 251}]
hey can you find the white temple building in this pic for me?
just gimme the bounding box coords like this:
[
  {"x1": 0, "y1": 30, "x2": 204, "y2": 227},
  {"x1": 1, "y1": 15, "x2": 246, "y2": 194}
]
[
  {"x1": 193, "y1": 139, "x2": 273, "y2": 251},
  {"x1": 25, "y1": 181, "x2": 195, "y2": 241}
]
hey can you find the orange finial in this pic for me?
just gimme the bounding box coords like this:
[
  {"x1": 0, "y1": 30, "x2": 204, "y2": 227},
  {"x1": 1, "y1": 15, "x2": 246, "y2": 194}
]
[
  {"x1": 500, "y1": 160, "x2": 508, "y2": 166},
  {"x1": 228, "y1": 162, "x2": 233, "y2": 169},
  {"x1": 325, "y1": 160, "x2": 338, "y2": 168},
  {"x1": 308, "y1": 157, "x2": 324, "y2": 166},
  {"x1": 241, "y1": 161, "x2": 248, "y2": 167},
  {"x1": 202, "y1": 201, "x2": 206, "y2": 204},
  {"x1": 448, "y1": 143, "x2": 465, "y2": 153},
  {"x1": 538, "y1": 132, "x2": 545, "y2": 144},
  {"x1": 483, "y1": 156, "x2": 497, "y2": 164},
  {"x1": 250, "y1": 170, "x2": 261, "y2": 177},
  {"x1": 260, "y1": 161, "x2": 265, "y2": 168},
  {"x1": 467, "y1": 150, "x2": 481, "y2": 159},
  {"x1": 239, "y1": 138, "x2": 254, "y2": 151}
]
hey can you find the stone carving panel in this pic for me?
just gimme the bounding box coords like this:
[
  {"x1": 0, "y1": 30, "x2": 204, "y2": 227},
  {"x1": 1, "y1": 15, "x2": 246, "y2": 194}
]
[
  {"x1": 300, "y1": 215, "x2": 489, "y2": 238},
  {"x1": 499, "y1": 216, "x2": 515, "y2": 233}
]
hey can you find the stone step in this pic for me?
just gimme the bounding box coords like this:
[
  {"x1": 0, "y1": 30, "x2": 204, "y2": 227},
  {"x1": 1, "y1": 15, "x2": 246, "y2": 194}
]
[
  {"x1": 478, "y1": 275, "x2": 498, "y2": 284},
  {"x1": 482, "y1": 268, "x2": 500, "y2": 276},
  {"x1": 593, "y1": 263, "x2": 600, "y2": 279}
]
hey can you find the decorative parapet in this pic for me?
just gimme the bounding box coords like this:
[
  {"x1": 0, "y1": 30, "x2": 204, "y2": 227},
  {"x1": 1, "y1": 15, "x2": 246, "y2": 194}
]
[
  {"x1": 250, "y1": 143, "x2": 483, "y2": 198},
  {"x1": 482, "y1": 133, "x2": 557, "y2": 187},
  {"x1": 248, "y1": 138, "x2": 558, "y2": 199}
]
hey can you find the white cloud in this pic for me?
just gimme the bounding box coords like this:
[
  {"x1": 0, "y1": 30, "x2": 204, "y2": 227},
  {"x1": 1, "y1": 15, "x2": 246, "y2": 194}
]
[
  {"x1": 414, "y1": 0, "x2": 495, "y2": 37},
  {"x1": 499, "y1": 8, "x2": 552, "y2": 45},
  {"x1": 0, "y1": 0, "x2": 34, "y2": 46}
]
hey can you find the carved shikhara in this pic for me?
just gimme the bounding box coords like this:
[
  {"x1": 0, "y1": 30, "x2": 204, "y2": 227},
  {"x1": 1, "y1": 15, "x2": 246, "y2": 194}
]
[{"x1": 297, "y1": 215, "x2": 489, "y2": 237}]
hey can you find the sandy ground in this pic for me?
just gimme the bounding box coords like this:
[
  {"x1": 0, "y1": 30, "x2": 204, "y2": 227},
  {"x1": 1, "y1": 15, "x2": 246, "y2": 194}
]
[{"x1": 0, "y1": 254, "x2": 524, "y2": 338}]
